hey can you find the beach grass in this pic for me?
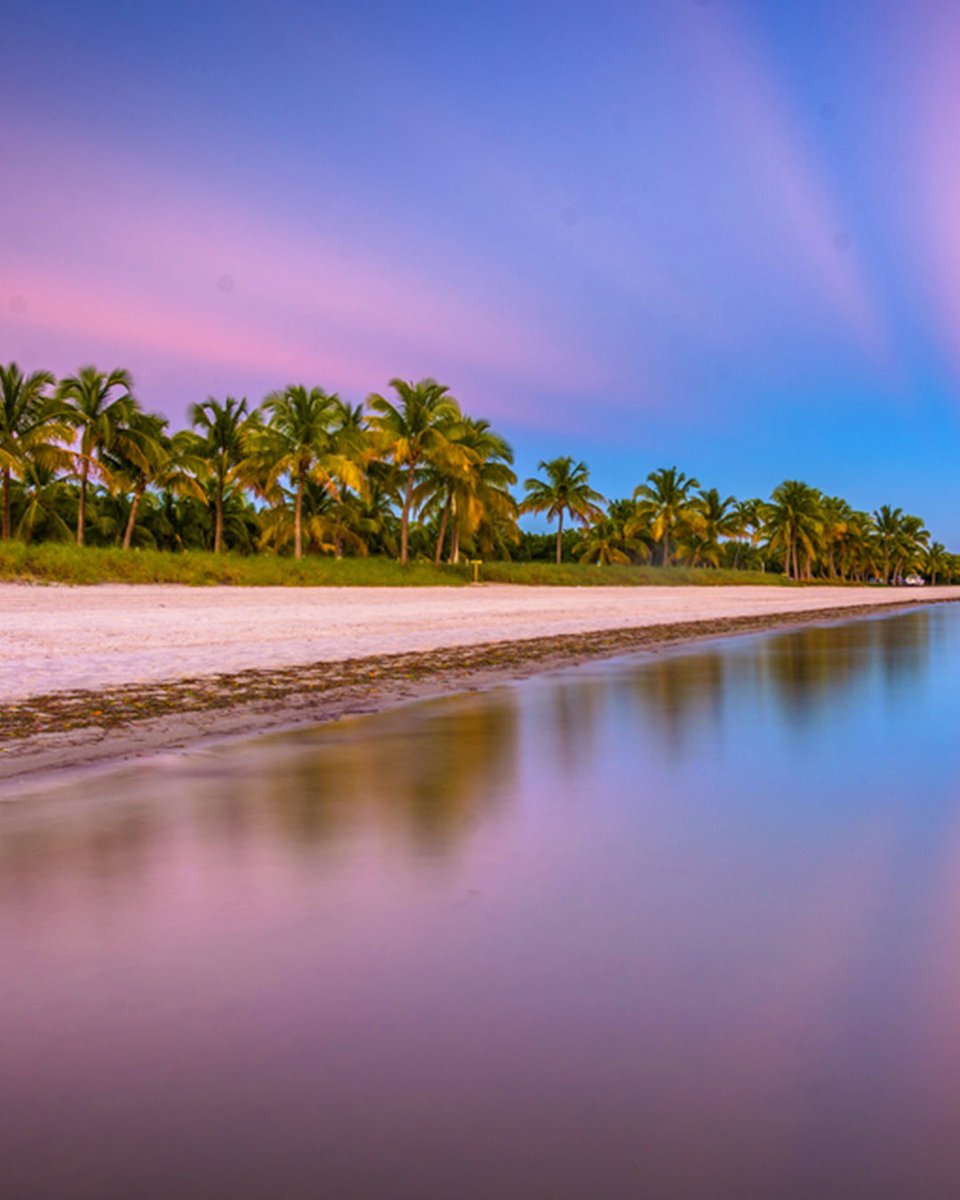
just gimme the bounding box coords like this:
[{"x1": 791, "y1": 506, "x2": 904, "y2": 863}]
[
  {"x1": 0, "y1": 542, "x2": 812, "y2": 586},
  {"x1": 0, "y1": 543, "x2": 471, "y2": 586},
  {"x1": 481, "y1": 562, "x2": 797, "y2": 587}
]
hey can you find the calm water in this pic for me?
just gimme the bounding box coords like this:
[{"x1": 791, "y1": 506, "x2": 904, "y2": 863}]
[{"x1": 3, "y1": 608, "x2": 960, "y2": 1198}]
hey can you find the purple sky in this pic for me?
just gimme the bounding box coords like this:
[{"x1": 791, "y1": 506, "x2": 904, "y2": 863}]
[{"x1": 3, "y1": 0, "x2": 960, "y2": 539}]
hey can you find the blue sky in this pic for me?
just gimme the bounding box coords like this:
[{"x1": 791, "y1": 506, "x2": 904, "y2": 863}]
[{"x1": 3, "y1": 0, "x2": 960, "y2": 539}]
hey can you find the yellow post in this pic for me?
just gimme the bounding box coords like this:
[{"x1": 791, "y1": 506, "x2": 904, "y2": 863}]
[{"x1": 470, "y1": 559, "x2": 482, "y2": 584}]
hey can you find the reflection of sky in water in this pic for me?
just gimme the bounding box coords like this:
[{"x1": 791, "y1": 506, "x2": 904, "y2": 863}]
[{"x1": 2, "y1": 609, "x2": 960, "y2": 1198}]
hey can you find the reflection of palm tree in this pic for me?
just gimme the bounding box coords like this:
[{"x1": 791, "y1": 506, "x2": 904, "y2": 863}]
[
  {"x1": 250, "y1": 695, "x2": 520, "y2": 854},
  {"x1": 611, "y1": 649, "x2": 730, "y2": 755},
  {"x1": 521, "y1": 456, "x2": 604, "y2": 564},
  {"x1": 760, "y1": 613, "x2": 930, "y2": 710}
]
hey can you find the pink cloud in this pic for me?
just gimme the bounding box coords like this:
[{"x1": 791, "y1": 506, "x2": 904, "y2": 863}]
[{"x1": 1, "y1": 129, "x2": 601, "y2": 412}]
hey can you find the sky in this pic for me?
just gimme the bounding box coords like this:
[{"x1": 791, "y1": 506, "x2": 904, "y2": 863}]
[{"x1": 3, "y1": 0, "x2": 960, "y2": 540}]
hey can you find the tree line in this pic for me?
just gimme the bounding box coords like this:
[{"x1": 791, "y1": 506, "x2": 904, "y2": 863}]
[{"x1": 1, "y1": 361, "x2": 956, "y2": 582}]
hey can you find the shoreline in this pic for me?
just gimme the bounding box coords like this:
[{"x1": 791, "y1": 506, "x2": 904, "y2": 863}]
[{"x1": 3, "y1": 595, "x2": 957, "y2": 794}]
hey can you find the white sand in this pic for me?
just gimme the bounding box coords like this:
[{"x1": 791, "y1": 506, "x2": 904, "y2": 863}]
[{"x1": 3, "y1": 583, "x2": 959, "y2": 703}]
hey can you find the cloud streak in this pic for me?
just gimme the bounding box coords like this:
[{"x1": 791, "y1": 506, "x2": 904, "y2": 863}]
[{"x1": 1, "y1": 131, "x2": 598, "y2": 414}]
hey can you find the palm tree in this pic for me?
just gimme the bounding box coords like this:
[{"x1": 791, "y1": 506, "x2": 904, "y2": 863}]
[
  {"x1": 924, "y1": 541, "x2": 950, "y2": 586},
  {"x1": 630, "y1": 466, "x2": 700, "y2": 566},
  {"x1": 575, "y1": 517, "x2": 632, "y2": 565},
  {"x1": 684, "y1": 488, "x2": 740, "y2": 567},
  {"x1": 897, "y1": 514, "x2": 928, "y2": 581},
  {"x1": 419, "y1": 417, "x2": 517, "y2": 564},
  {"x1": 57, "y1": 366, "x2": 137, "y2": 546},
  {"x1": 0, "y1": 363, "x2": 68, "y2": 540},
  {"x1": 326, "y1": 399, "x2": 377, "y2": 558},
  {"x1": 353, "y1": 463, "x2": 400, "y2": 558},
  {"x1": 871, "y1": 505, "x2": 906, "y2": 584},
  {"x1": 102, "y1": 410, "x2": 167, "y2": 549},
  {"x1": 450, "y1": 419, "x2": 517, "y2": 563},
  {"x1": 765, "y1": 481, "x2": 822, "y2": 579},
  {"x1": 520, "y1": 457, "x2": 604, "y2": 564},
  {"x1": 733, "y1": 498, "x2": 768, "y2": 570},
  {"x1": 835, "y1": 510, "x2": 873, "y2": 581},
  {"x1": 869, "y1": 506, "x2": 927, "y2": 584},
  {"x1": 247, "y1": 385, "x2": 363, "y2": 560},
  {"x1": 259, "y1": 476, "x2": 370, "y2": 558},
  {"x1": 605, "y1": 498, "x2": 652, "y2": 564},
  {"x1": 105, "y1": 415, "x2": 207, "y2": 549},
  {"x1": 818, "y1": 496, "x2": 854, "y2": 579},
  {"x1": 189, "y1": 396, "x2": 250, "y2": 554},
  {"x1": 13, "y1": 462, "x2": 74, "y2": 543},
  {"x1": 368, "y1": 378, "x2": 461, "y2": 564},
  {"x1": 415, "y1": 452, "x2": 464, "y2": 564}
]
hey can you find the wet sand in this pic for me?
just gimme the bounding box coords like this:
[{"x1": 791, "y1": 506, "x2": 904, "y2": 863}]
[{"x1": 3, "y1": 583, "x2": 960, "y2": 789}]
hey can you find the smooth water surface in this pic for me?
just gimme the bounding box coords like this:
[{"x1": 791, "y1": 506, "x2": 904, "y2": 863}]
[{"x1": 3, "y1": 608, "x2": 960, "y2": 1198}]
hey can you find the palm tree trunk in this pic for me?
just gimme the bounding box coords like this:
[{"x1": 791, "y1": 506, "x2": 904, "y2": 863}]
[
  {"x1": 122, "y1": 487, "x2": 144, "y2": 550},
  {"x1": 434, "y1": 497, "x2": 450, "y2": 564},
  {"x1": 400, "y1": 464, "x2": 416, "y2": 564},
  {"x1": 451, "y1": 522, "x2": 461, "y2": 565},
  {"x1": 214, "y1": 475, "x2": 224, "y2": 554},
  {"x1": 556, "y1": 508, "x2": 564, "y2": 564},
  {"x1": 76, "y1": 462, "x2": 88, "y2": 546},
  {"x1": 294, "y1": 474, "x2": 304, "y2": 561},
  {"x1": 1, "y1": 468, "x2": 10, "y2": 540}
]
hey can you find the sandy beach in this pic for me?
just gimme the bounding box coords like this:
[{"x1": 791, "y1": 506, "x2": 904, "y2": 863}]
[
  {"x1": 6, "y1": 582, "x2": 960, "y2": 700},
  {"x1": 3, "y1": 583, "x2": 960, "y2": 786}
]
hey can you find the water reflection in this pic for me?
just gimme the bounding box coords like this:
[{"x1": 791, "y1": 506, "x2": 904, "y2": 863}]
[
  {"x1": 0, "y1": 694, "x2": 520, "y2": 896},
  {"x1": 596, "y1": 608, "x2": 934, "y2": 756},
  {"x1": 2, "y1": 607, "x2": 960, "y2": 1199},
  {"x1": 207, "y1": 694, "x2": 520, "y2": 856}
]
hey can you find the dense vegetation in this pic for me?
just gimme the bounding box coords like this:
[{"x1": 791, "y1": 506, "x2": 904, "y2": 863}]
[{"x1": 1, "y1": 361, "x2": 956, "y2": 585}]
